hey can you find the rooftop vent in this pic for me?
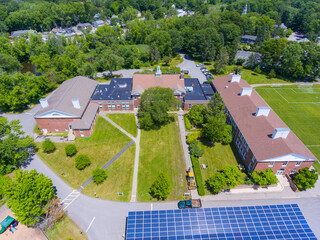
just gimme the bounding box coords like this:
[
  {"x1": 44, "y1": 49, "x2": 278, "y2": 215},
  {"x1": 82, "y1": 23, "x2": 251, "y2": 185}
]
[
  {"x1": 240, "y1": 87, "x2": 252, "y2": 96},
  {"x1": 118, "y1": 83, "x2": 127, "y2": 88},
  {"x1": 186, "y1": 86, "x2": 193, "y2": 92},
  {"x1": 156, "y1": 65, "x2": 162, "y2": 77},
  {"x1": 272, "y1": 128, "x2": 290, "y2": 139},
  {"x1": 39, "y1": 98, "x2": 48, "y2": 108},
  {"x1": 72, "y1": 98, "x2": 81, "y2": 109},
  {"x1": 255, "y1": 107, "x2": 271, "y2": 117},
  {"x1": 230, "y1": 74, "x2": 241, "y2": 83}
]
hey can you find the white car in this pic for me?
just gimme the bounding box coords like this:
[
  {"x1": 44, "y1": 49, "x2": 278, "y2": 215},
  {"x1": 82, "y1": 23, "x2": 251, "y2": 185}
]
[{"x1": 196, "y1": 63, "x2": 204, "y2": 67}]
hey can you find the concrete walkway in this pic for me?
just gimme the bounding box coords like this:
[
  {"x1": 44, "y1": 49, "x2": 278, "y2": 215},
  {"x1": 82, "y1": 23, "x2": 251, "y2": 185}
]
[{"x1": 130, "y1": 111, "x2": 141, "y2": 202}]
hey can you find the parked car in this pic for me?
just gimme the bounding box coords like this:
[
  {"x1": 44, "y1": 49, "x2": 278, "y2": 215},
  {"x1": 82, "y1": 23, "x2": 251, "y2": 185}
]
[
  {"x1": 206, "y1": 75, "x2": 213, "y2": 80},
  {"x1": 200, "y1": 67, "x2": 207, "y2": 71},
  {"x1": 178, "y1": 199, "x2": 202, "y2": 209},
  {"x1": 203, "y1": 71, "x2": 210, "y2": 76},
  {"x1": 196, "y1": 63, "x2": 204, "y2": 67},
  {"x1": 181, "y1": 70, "x2": 189, "y2": 74}
]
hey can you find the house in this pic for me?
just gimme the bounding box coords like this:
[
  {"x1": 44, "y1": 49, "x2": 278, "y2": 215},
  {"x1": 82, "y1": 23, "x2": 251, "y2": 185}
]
[
  {"x1": 11, "y1": 30, "x2": 35, "y2": 38},
  {"x1": 77, "y1": 23, "x2": 92, "y2": 30},
  {"x1": 34, "y1": 76, "x2": 99, "y2": 138},
  {"x1": 91, "y1": 78, "x2": 134, "y2": 111},
  {"x1": 241, "y1": 35, "x2": 257, "y2": 44},
  {"x1": 92, "y1": 20, "x2": 105, "y2": 28},
  {"x1": 288, "y1": 32, "x2": 310, "y2": 43},
  {"x1": 212, "y1": 75, "x2": 316, "y2": 175}
]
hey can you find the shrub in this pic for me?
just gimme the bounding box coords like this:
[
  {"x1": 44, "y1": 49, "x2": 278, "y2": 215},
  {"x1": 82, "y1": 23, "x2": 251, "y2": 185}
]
[
  {"x1": 293, "y1": 168, "x2": 318, "y2": 191},
  {"x1": 75, "y1": 154, "x2": 91, "y2": 170},
  {"x1": 92, "y1": 168, "x2": 108, "y2": 184},
  {"x1": 206, "y1": 172, "x2": 227, "y2": 194},
  {"x1": 187, "y1": 132, "x2": 201, "y2": 144},
  {"x1": 253, "y1": 66, "x2": 261, "y2": 74},
  {"x1": 190, "y1": 155, "x2": 205, "y2": 196},
  {"x1": 65, "y1": 144, "x2": 77, "y2": 157},
  {"x1": 190, "y1": 141, "x2": 204, "y2": 158},
  {"x1": 236, "y1": 58, "x2": 245, "y2": 66},
  {"x1": 251, "y1": 169, "x2": 278, "y2": 187},
  {"x1": 185, "y1": 115, "x2": 191, "y2": 131},
  {"x1": 268, "y1": 69, "x2": 276, "y2": 78},
  {"x1": 41, "y1": 138, "x2": 56, "y2": 153},
  {"x1": 150, "y1": 172, "x2": 172, "y2": 200}
]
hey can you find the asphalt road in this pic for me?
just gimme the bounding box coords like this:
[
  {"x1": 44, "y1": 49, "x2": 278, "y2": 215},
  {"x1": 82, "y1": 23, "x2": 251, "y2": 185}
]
[{"x1": 178, "y1": 54, "x2": 207, "y2": 83}]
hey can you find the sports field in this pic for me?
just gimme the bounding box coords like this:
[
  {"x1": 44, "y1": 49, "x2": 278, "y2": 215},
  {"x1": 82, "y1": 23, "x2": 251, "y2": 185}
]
[{"x1": 255, "y1": 84, "x2": 320, "y2": 171}]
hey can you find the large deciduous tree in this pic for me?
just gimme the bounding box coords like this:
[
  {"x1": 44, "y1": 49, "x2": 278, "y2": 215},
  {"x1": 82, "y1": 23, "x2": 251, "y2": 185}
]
[
  {"x1": 251, "y1": 169, "x2": 278, "y2": 187},
  {"x1": 138, "y1": 87, "x2": 176, "y2": 130},
  {"x1": 5, "y1": 170, "x2": 55, "y2": 226},
  {"x1": 293, "y1": 168, "x2": 318, "y2": 191}
]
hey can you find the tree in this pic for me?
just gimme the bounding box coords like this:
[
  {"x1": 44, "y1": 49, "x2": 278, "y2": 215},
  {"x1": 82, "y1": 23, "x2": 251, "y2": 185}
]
[
  {"x1": 99, "y1": 49, "x2": 124, "y2": 76},
  {"x1": 222, "y1": 165, "x2": 242, "y2": 188},
  {"x1": 280, "y1": 42, "x2": 303, "y2": 77},
  {"x1": 146, "y1": 31, "x2": 172, "y2": 57},
  {"x1": 92, "y1": 168, "x2": 108, "y2": 184},
  {"x1": 214, "y1": 47, "x2": 228, "y2": 74},
  {"x1": 251, "y1": 169, "x2": 278, "y2": 187},
  {"x1": 163, "y1": 56, "x2": 171, "y2": 66},
  {"x1": 122, "y1": 6, "x2": 137, "y2": 23},
  {"x1": 4, "y1": 170, "x2": 55, "y2": 226},
  {"x1": 188, "y1": 105, "x2": 208, "y2": 127},
  {"x1": 190, "y1": 141, "x2": 204, "y2": 158},
  {"x1": 138, "y1": 87, "x2": 176, "y2": 130},
  {"x1": 150, "y1": 172, "x2": 171, "y2": 200},
  {"x1": 65, "y1": 144, "x2": 77, "y2": 157},
  {"x1": 75, "y1": 154, "x2": 91, "y2": 170},
  {"x1": 206, "y1": 172, "x2": 227, "y2": 194},
  {"x1": 0, "y1": 117, "x2": 33, "y2": 175},
  {"x1": 207, "y1": 92, "x2": 225, "y2": 117},
  {"x1": 236, "y1": 58, "x2": 245, "y2": 66},
  {"x1": 0, "y1": 53, "x2": 22, "y2": 73},
  {"x1": 247, "y1": 54, "x2": 256, "y2": 69},
  {"x1": 41, "y1": 138, "x2": 56, "y2": 153},
  {"x1": 293, "y1": 168, "x2": 318, "y2": 191},
  {"x1": 187, "y1": 132, "x2": 201, "y2": 144}
]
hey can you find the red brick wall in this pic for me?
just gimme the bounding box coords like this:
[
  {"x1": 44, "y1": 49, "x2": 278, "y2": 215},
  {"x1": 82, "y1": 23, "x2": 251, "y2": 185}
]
[
  {"x1": 73, "y1": 109, "x2": 98, "y2": 137},
  {"x1": 36, "y1": 118, "x2": 77, "y2": 132},
  {"x1": 184, "y1": 101, "x2": 209, "y2": 110},
  {"x1": 254, "y1": 161, "x2": 314, "y2": 175},
  {"x1": 91, "y1": 100, "x2": 134, "y2": 111}
]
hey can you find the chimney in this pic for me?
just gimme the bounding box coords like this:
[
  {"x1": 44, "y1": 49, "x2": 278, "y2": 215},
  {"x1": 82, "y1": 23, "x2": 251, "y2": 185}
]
[
  {"x1": 240, "y1": 87, "x2": 252, "y2": 96},
  {"x1": 230, "y1": 74, "x2": 241, "y2": 83},
  {"x1": 39, "y1": 98, "x2": 49, "y2": 108},
  {"x1": 255, "y1": 107, "x2": 271, "y2": 117},
  {"x1": 72, "y1": 98, "x2": 81, "y2": 109},
  {"x1": 155, "y1": 65, "x2": 162, "y2": 77},
  {"x1": 272, "y1": 128, "x2": 290, "y2": 139}
]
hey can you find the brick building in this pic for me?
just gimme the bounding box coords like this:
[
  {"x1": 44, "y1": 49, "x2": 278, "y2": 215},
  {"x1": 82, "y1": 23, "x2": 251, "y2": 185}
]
[
  {"x1": 212, "y1": 74, "x2": 317, "y2": 175},
  {"x1": 34, "y1": 76, "x2": 99, "y2": 137}
]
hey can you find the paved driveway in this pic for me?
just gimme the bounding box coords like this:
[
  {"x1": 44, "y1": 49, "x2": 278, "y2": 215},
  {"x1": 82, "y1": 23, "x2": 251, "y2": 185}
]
[
  {"x1": 96, "y1": 69, "x2": 147, "y2": 78},
  {"x1": 177, "y1": 54, "x2": 206, "y2": 83}
]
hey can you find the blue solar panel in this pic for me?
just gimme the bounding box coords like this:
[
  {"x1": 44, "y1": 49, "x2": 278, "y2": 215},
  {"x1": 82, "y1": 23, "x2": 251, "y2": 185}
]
[{"x1": 125, "y1": 204, "x2": 317, "y2": 240}]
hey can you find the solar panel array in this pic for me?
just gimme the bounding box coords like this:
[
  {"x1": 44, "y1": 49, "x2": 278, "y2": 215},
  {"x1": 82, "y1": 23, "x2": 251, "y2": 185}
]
[{"x1": 126, "y1": 204, "x2": 317, "y2": 240}]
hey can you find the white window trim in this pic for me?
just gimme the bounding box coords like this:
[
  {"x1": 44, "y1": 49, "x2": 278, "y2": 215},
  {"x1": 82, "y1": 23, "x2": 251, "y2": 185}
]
[
  {"x1": 269, "y1": 161, "x2": 275, "y2": 167},
  {"x1": 296, "y1": 161, "x2": 302, "y2": 166}
]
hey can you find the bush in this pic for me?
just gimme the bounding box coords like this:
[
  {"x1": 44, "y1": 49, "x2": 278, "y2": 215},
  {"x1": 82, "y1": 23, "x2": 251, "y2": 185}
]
[
  {"x1": 185, "y1": 115, "x2": 191, "y2": 131},
  {"x1": 41, "y1": 138, "x2": 56, "y2": 153},
  {"x1": 92, "y1": 168, "x2": 108, "y2": 185},
  {"x1": 206, "y1": 172, "x2": 227, "y2": 194},
  {"x1": 150, "y1": 172, "x2": 172, "y2": 200},
  {"x1": 236, "y1": 58, "x2": 245, "y2": 66},
  {"x1": 187, "y1": 132, "x2": 201, "y2": 144},
  {"x1": 65, "y1": 144, "x2": 77, "y2": 157},
  {"x1": 190, "y1": 141, "x2": 204, "y2": 158},
  {"x1": 75, "y1": 154, "x2": 91, "y2": 170},
  {"x1": 190, "y1": 155, "x2": 205, "y2": 196},
  {"x1": 268, "y1": 69, "x2": 276, "y2": 78},
  {"x1": 293, "y1": 168, "x2": 318, "y2": 191},
  {"x1": 253, "y1": 66, "x2": 261, "y2": 74},
  {"x1": 251, "y1": 169, "x2": 278, "y2": 187}
]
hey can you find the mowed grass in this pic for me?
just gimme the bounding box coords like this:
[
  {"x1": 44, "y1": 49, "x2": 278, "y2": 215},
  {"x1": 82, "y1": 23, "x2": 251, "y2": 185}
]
[
  {"x1": 255, "y1": 85, "x2": 320, "y2": 168},
  {"x1": 106, "y1": 113, "x2": 137, "y2": 137},
  {"x1": 45, "y1": 215, "x2": 87, "y2": 240},
  {"x1": 82, "y1": 144, "x2": 135, "y2": 201},
  {"x1": 36, "y1": 117, "x2": 131, "y2": 189},
  {"x1": 137, "y1": 115, "x2": 186, "y2": 202}
]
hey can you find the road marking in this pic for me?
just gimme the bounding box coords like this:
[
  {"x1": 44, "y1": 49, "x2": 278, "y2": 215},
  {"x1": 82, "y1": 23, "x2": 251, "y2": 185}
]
[
  {"x1": 60, "y1": 190, "x2": 81, "y2": 210},
  {"x1": 86, "y1": 216, "x2": 96, "y2": 233},
  {"x1": 151, "y1": 203, "x2": 153, "y2": 211}
]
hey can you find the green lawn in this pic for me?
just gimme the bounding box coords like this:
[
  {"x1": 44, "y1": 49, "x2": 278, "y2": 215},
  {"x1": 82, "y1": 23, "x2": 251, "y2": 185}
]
[
  {"x1": 106, "y1": 113, "x2": 138, "y2": 137},
  {"x1": 45, "y1": 215, "x2": 87, "y2": 240},
  {"x1": 137, "y1": 115, "x2": 187, "y2": 201},
  {"x1": 255, "y1": 85, "x2": 320, "y2": 170},
  {"x1": 36, "y1": 116, "x2": 131, "y2": 189},
  {"x1": 82, "y1": 144, "x2": 135, "y2": 201}
]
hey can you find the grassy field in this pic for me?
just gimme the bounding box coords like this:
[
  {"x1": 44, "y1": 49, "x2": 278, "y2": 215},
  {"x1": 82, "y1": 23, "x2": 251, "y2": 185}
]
[
  {"x1": 106, "y1": 113, "x2": 137, "y2": 137},
  {"x1": 36, "y1": 117, "x2": 131, "y2": 189},
  {"x1": 137, "y1": 115, "x2": 187, "y2": 202},
  {"x1": 45, "y1": 215, "x2": 87, "y2": 240},
  {"x1": 82, "y1": 144, "x2": 135, "y2": 201},
  {"x1": 255, "y1": 85, "x2": 320, "y2": 170}
]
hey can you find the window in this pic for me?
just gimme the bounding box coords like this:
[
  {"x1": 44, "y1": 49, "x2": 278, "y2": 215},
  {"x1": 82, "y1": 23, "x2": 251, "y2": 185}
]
[
  {"x1": 134, "y1": 96, "x2": 137, "y2": 100},
  {"x1": 269, "y1": 162, "x2": 275, "y2": 167},
  {"x1": 122, "y1": 104, "x2": 125, "y2": 109},
  {"x1": 248, "y1": 162, "x2": 252, "y2": 171},
  {"x1": 65, "y1": 128, "x2": 68, "y2": 132},
  {"x1": 81, "y1": 134, "x2": 84, "y2": 137},
  {"x1": 126, "y1": 104, "x2": 129, "y2": 109},
  {"x1": 188, "y1": 104, "x2": 192, "y2": 108},
  {"x1": 55, "y1": 128, "x2": 59, "y2": 132},
  {"x1": 282, "y1": 161, "x2": 288, "y2": 166},
  {"x1": 296, "y1": 161, "x2": 302, "y2": 166},
  {"x1": 108, "y1": 104, "x2": 111, "y2": 109},
  {"x1": 112, "y1": 104, "x2": 115, "y2": 109},
  {"x1": 80, "y1": 129, "x2": 83, "y2": 133},
  {"x1": 291, "y1": 169, "x2": 297, "y2": 174},
  {"x1": 251, "y1": 156, "x2": 256, "y2": 163},
  {"x1": 99, "y1": 104, "x2": 102, "y2": 109}
]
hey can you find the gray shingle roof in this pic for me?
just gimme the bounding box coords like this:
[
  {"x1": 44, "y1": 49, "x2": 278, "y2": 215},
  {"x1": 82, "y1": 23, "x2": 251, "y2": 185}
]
[
  {"x1": 71, "y1": 103, "x2": 98, "y2": 129},
  {"x1": 34, "y1": 76, "x2": 98, "y2": 118}
]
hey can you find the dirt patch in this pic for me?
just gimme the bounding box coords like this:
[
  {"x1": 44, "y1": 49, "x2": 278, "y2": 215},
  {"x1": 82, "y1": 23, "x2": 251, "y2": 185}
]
[{"x1": 0, "y1": 207, "x2": 46, "y2": 240}]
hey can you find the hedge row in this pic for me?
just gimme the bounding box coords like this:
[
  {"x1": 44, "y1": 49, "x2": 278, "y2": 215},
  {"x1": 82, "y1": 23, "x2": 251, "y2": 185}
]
[
  {"x1": 185, "y1": 115, "x2": 191, "y2": 131},
  {"x1": 190, "y1": 155, "x2": 205, "y2": 196}
]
